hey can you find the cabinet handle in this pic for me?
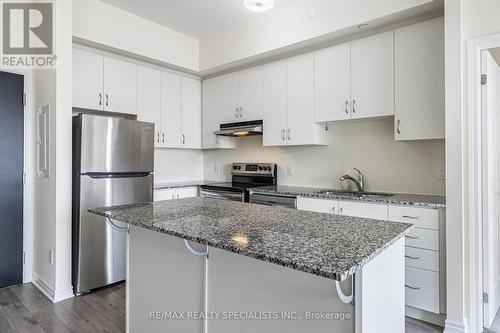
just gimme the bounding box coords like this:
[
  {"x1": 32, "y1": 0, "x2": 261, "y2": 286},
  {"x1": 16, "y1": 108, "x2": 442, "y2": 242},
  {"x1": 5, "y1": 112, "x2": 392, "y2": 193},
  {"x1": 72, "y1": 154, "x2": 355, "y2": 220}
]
[
  {"x1": 99, "y1": 93, "x2": 102, "y2": 106},
  {"x1": 339, "y1": 207, "x2": 343, "y2": 215},
  {"x1": 157, "y1": 133, "x2": 160, "y2": 143},
  {"x1": 405, "y1": 235, "x2": 421, "y2": 240},
  {"x1": 397, "y1": 119, "x2": 401, "y2": 134},
  {"x1": 182, "y1": 134, "x2": 185, "y2": 145},
  {"x1": 215, "y1": 135, "x2": 219, "y2": 144},
  {"x1": 177, "y1": 194, "x2": 180, "y2": 198},
  {"x1": 287, "y1": 129, "x2": 291, "y2": 141},
  {"x1": 239, "y1": 107, "x2": 243, "y2": 118},
  {"x1": 352, "y1": 99, "x2": 356, "y2": 114},
  {"x1": 281, "y1": 129, "x2": 285, "y2": 141},
  {"x1": 332, "y1": 207, "x2": 336, "y2": 213},
  {"x1": 235, "y1": 107, "x2": 239, "y2": 118},
  {"x1": 162, "y1": 133, "x2": 165, "y2": 143},
  {"x1": 105, "y1": 94, "x2": 109, "y2": 107},
  {"x1": 405, "y1": 284, "x2": 422, "y2": 291},
  {"x1": 171, "y1": 194, "x2": 175, "y2": 199},
  {"x1": 344, "y1": 100, "x2": 349, "y2": 114},
  {"x1": 405, "y1": 255, "x2": 422, "y2": 260},
  {"x1": 402, "y1": 215, "x2": 420, "y2": 219}
]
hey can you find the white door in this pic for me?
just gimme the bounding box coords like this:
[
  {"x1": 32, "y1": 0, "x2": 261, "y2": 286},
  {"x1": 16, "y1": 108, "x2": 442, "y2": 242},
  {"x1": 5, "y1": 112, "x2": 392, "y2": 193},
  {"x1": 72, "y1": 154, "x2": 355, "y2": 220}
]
[
  {"x1": 239, "y1": 66, "x2": 263, "y2": 121},
  {"x1": 73, "y1": 48, "x2": 103, "y2": 111},
  {"x1": 338, "y1": 201, "x2": 388, "y2": 220},
  {"x1": 202, "y1": 77, "x2": 221, "y2": 149},
  {"x1": 262, "y1": 60, "x2": 287, "y2": 146},
  {"x1": 103, "y1": 56, "x2": 137, "y2": 114},
  {"x1": 161, "y1": 71, "x2": 182, "y2": 148},
  {"x1": 351, "y1": 31, "x2": 394, "y2": 119},
  {"x1": 219, "y1": 72, "x2": 240, "y2": 122},
  {"x1": 394, "y1": 17, "x2": 445, "y2": 140},
  {"x1": 175, "y1": 187, "x2": 198, "y2": 199},
  {"x1": 482, "y1": 50, "x2": 500, "y2": 329},
  {"x1": 181, "y1": 76, "x2": 202, "y2": 149},
  {"x1": 286, "y1": 53, "x2": 316, "y2": 145},
  {"x1": 137, "y1": 66, "x2": 162, "y2": 147},
  {"x1": 314, "y1": 42, "x2": 351, "y2": 122}
]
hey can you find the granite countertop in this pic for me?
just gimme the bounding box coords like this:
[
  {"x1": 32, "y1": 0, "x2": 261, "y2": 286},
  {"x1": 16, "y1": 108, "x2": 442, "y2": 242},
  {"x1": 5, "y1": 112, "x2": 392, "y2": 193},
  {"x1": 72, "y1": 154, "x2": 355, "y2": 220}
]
[
  {"x1": 90, "y1": 197, "x2": 412, "y2": 281},
  {"x1": 249, "y1": 185, "x2": 446, "y2": 208},
  {"x1": 154, "y1": 180, "x2": 219, "y2": 190}
]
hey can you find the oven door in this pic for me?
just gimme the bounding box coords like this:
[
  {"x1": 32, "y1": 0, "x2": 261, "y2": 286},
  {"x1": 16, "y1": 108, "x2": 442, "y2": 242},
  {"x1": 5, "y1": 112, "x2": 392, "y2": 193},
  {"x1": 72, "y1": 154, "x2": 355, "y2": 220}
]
[{"x1": 200, "y1": 189, "x2": 246, "y2": 202}]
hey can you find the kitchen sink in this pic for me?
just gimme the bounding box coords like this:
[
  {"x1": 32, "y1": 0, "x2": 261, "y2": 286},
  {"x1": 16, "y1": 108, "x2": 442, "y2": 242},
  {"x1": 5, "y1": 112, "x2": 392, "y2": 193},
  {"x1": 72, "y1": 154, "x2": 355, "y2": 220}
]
[{"x1": 316, "y1": 190, "x2": 395, "y2": 198}]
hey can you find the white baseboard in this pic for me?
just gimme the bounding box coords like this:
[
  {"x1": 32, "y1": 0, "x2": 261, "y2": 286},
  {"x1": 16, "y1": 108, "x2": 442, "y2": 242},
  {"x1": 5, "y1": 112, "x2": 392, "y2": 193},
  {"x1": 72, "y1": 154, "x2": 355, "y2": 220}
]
[
  {"x1": 32, "y1": 272, "x2": 74, "y2": 303},
  {"x1": 444, "y1": 319, "x2": 467, "y2": 333},
  {"x1": 406, "y1": 305, "x2": 446, "y2": 326}
]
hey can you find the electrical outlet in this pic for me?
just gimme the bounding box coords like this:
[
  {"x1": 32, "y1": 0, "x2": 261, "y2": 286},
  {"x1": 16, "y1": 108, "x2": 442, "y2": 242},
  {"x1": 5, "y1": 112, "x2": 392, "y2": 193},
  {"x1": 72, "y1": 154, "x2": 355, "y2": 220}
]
[
  {"x1": 287, "y1": 165, "x2": 295, "y2": 176},
  {"x1": 214, "y1": 164, "x2": 221, "y2": 174},
  {"x1": 438, "y1": 168, "x2": 446, "y2": 180},
  {"x1": 49, "y1": 250, "x2": 54, "y2": 264}
]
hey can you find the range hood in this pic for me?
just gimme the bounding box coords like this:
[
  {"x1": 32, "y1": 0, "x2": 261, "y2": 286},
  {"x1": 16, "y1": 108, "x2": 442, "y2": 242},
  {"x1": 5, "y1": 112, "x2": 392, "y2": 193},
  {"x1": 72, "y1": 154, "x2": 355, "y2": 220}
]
[{"x1": 214, "y1": 120, "x2": 263, "y2": 137}]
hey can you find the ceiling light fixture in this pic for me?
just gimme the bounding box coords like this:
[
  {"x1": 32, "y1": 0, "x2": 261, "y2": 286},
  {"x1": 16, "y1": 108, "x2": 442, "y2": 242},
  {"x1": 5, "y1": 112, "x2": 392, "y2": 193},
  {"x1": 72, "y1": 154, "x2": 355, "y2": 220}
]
[{"x1": 244, "y1": 0, "x2": 274, "y2": 12}]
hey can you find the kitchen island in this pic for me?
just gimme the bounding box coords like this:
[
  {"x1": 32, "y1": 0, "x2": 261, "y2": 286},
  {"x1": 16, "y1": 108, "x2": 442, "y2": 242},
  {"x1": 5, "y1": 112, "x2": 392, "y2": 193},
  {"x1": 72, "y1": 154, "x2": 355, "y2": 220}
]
[{"x1": 90, "y1": 197, "x2": 412, "y2": 333}]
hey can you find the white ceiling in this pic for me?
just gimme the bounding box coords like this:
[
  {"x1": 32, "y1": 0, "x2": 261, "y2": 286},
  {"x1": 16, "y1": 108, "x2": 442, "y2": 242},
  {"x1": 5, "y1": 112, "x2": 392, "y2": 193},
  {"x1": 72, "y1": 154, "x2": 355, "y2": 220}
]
[{"x1": 100, "y1": 0, "x2": 293, "y2": 39}]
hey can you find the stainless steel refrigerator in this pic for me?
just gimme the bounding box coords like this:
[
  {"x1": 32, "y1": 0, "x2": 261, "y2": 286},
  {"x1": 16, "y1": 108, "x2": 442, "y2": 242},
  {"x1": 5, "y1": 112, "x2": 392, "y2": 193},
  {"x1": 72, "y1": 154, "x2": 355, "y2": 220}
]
[{"x1": 72, "y1": 114, "x2": 154, "y2": 295}]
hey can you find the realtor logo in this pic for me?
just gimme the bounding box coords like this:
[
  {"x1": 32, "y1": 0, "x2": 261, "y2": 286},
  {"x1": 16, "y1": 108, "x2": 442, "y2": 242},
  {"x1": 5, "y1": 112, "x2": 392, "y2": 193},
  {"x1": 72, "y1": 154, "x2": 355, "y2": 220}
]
[{"x1": 1, "y1": 1, "x2": 55, "y2": 68}]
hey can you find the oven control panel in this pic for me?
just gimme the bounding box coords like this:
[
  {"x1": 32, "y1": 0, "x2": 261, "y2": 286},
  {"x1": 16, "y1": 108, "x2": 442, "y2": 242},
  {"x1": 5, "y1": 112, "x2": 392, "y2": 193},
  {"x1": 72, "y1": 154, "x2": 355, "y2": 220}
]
[{"x1": 231, "y1": 163, "x2": 276, "y2": 176}]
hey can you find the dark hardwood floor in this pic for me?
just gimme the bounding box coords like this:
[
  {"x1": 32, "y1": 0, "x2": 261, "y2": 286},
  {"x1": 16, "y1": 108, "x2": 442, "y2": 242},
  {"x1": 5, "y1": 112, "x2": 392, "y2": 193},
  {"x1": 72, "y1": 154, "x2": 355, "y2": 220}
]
[{"x1": 0, "y1": 282, "x2": 443, "y2": 332}]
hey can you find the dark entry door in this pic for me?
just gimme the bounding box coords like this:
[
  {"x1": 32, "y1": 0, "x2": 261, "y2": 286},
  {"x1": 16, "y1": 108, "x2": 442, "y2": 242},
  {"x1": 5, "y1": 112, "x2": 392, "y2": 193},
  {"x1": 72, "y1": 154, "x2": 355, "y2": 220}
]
[{"x1": 0, "y1": 72, "x2": 24, "y2": 287}]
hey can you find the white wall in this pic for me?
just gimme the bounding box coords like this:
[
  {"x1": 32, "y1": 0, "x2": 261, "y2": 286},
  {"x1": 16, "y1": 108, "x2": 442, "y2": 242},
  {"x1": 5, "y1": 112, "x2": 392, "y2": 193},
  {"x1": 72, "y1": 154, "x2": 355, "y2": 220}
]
[
  {"x1": 73, "y1": 0, "x2": 199, "y2": 72},
  {"x1": 204, "y1": 118, "x2": 445, "y2": 195},
  {"x1": 199, "y1": 0, "x2": 438, "y2": 72},
  {"x1": 154, "y1": 150, "x2": 204, "y2": 183}
]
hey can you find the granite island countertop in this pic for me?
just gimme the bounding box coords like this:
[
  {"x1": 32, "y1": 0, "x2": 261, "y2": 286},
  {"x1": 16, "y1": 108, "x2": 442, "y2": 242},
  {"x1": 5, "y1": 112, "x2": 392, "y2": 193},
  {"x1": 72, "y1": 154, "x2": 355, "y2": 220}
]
[
  {"x1": 90, "y1": 197, "x2": 412, "y2": 281},
  {"x1": 249, "y1": 185, "x2": 446, "y2": 208}
]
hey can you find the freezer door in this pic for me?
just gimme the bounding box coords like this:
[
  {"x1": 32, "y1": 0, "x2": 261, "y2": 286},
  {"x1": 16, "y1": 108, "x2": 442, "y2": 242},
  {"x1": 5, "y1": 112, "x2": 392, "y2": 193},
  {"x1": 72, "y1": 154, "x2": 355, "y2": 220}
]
[
  {"x1": 78, "y1": 114, "x2": 154, "y2": 173},
  {"x1": 74, "y1": 174, "x2": 153, "y2": 294}
]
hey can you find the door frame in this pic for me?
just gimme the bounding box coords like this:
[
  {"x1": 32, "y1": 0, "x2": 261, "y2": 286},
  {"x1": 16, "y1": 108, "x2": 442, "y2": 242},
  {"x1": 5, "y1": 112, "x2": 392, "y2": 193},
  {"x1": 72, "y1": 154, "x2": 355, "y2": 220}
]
[
  {"x1": 0, "y1": 69, "x2": 34, "y2": 284},
  {"x1": 468, "y1": 32, "x2": 500, "y2": 333}
]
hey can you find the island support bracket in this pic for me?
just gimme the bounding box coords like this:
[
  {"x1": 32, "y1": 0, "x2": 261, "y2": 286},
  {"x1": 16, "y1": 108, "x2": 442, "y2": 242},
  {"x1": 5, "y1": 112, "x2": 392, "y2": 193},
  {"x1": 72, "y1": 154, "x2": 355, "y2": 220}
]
[
  {"x1": 184, "y1": 239, "x2": 209, "y2": 258},
  {"x1": 335, "y1": 275, "x2": 355, "y2": 305}
]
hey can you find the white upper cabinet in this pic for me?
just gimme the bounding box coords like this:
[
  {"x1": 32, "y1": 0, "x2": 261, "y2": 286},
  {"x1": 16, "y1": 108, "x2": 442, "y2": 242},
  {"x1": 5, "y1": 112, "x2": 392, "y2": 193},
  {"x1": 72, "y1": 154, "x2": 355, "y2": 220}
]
[
  {"x1": 181, "y1": 76, "x2": 202, "y2": 149},
  {"x1": 161, "y1": 71, "x2": 182, "y2": 147},
  {"x1": 201, "y1": 77, "x2": 236, "y2": 149},
  {"x1": 314, "y1": 42, "x2": 351, "y2": 122},
  {"x1": 72, "y1": 48, "x2": 137, "y2": 115},
  {"x1": 261, "y1": 55, "x2": 327, "y2": 147},
  {"x1": 263, "y1": 60, "x2": 287, "y2": 146},
  {"x1": 103, "y1": 56, "x2": 137, "y2": 114},
  {"x1": 395, "y1": 17, "x2": 445, "y2": 140},
  {"x1": 219, "y1": 72, "x2": 240, "y2": 123},
  {"x1": 137, "y1": 66, "x2": 161, "y2": 147},
  {"x1": 238, "y1": 66, "x2": 263, "y2": 121},
  {"x1": 73, "y1": 48, "x2": 103, "y2": 111},
  {"x1": 351, "y1": 31, "x2": 394, "y2": 119}
]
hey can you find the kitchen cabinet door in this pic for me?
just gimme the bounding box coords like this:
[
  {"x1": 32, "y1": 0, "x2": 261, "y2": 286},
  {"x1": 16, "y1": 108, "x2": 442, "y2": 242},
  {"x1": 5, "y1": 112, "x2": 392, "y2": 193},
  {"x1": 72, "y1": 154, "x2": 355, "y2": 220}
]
[
  {"x1": 338, "y1": 200, "x2": 388, "y2": 220},
  {"x1": 201, "y1": 77, "x2": 235, "y2": 149},
  {"x1": 73, "y1": 48, "x2": 103, "y2": 111},
  {"x1": 286, "y1": 53, "x2": 320, "y2": 145},
  {"x1": 297, "y1": 197, "x2": 339, "y2": 214},
  {"x1": 219, "y1": 72, "x2": 240, "y2": 123},
  {"x1": 351, "y1": 31, "x2": 394, "y2": 119},
  {"x1": 161, "y1": 71, "x2": 182, "y2": 148},
  {"x1": 239, "y1": 66, "x2": 263, "y2": 121},
  {"x1": 314, "y1": 42, "x2": 351, "y2": 122},
  {"x1": 103, "y1": 56, "x2": 137, "y2": 114},
  {"x1": 153, "y1": 188, "x2": 176, "y2": 201},
  {"x1": 395, "y1": 17, "x2": 444, "y2": 140},
  {"x1": 181, "y1": 76, "x2": 202, "y2": 149},
  {"x1": 262, "y1": 60, "x2": 287, "y2": 146},
  {"x1": 175, "y1": 186, "x2": 198, "y2": 199},
  {"x1": 137, "y1": 66, "x2": 162, "y2": 147}
]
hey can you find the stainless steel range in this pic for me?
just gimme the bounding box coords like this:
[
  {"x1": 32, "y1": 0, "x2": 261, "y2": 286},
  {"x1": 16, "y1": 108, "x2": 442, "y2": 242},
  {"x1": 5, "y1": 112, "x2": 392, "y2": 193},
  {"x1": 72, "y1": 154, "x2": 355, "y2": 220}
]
[{"x1": 200, "y1": 163, "x2": 277, "y2": 202}]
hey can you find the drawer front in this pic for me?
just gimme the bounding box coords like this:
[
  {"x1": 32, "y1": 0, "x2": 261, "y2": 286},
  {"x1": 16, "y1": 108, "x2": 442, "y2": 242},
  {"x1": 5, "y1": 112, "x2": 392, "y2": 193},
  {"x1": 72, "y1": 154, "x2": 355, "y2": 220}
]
[
  {"x1": 405, "y1": 247, "x2": 439, "y2": 272},
  {"x1": 297, "y1": 197, "x2": 338, "y2": 214},
  {"x1": 339, "y1": 200, "x2": 388, "y2": 220},
  {"x1": 153, "y1": 189, "x2": 175, "y2": 201},
  {"x1": 175, "y1": 186, "x2": 199, "y2": 199},
  {"x1": 389, "y1": 205, "x2": 439, "y2": 230},
  {"x1": 405, "y1": 228, "x2": 438, "y2": 251},
  {"x1": 405, "y1": 266, "x2": 440, "y2": 313}
]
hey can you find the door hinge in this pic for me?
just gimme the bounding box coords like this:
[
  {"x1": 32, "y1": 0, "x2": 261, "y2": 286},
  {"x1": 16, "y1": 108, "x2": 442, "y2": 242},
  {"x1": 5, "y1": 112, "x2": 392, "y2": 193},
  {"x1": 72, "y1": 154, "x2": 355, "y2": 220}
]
[
  {"x1": 23, "y1": 92, "x2": 26, "y2": 106},
  {"x1": 482, "y1": 74, "x2": 488, "y2": 85},
  {"x1": 22, "y1": 172, "x2": 26, "y2": 185},
  {"x1": 483, "y1": 292, "x2": 489, "y2": 303},
  {"x1": 22, "y1": 252, "x2": 25, "y2": 265}
]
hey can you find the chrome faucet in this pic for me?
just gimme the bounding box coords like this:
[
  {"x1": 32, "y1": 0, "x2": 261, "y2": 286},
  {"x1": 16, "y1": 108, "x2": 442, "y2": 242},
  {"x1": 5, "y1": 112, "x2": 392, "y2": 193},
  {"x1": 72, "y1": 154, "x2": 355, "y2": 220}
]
[{"x1": 340, "y1": 168, "x2": 364, "y2": 192}]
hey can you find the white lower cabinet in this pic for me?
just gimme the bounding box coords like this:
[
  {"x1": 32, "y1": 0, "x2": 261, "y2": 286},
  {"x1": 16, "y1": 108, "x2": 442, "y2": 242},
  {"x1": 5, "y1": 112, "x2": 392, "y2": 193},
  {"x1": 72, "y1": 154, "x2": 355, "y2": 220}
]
[
  {"x1": 298, "y1": 197, "x2": 445, "y2": 319},
  {"x1": 153, "y1": 186, "x2": 198, "y2": 201}
]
